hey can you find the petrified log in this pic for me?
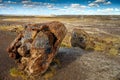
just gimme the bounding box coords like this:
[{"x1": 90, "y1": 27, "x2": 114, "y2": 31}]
[
  {"x1": 7, "y1": 21, "x2": 67, "y2": 75},
  {"x1": 71, "y1": 28, "x2": 90, "y2": 49}
]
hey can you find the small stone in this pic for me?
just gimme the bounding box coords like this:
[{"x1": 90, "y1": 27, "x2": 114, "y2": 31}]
[{"x1": 71, "y1": 28, "x2": 90, "y2": 49}]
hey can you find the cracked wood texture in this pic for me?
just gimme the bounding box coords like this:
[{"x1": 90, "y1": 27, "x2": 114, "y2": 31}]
[{"x1": 7, "y1": 21, "x2": 67, "y2": 75}]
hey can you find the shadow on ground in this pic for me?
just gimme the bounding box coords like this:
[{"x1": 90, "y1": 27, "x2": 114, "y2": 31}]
[
  {"x1": 0, "y1": 30, "x2": 87, "y2": 80},
  {"x1": 57, "y1": 47, "x2": 87, "y2": 69},
  {"x1": 0, "y1": 30, "x2": 120, "y2": 80}
]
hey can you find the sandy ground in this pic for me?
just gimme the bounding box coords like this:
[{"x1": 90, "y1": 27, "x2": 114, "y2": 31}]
[
  {"x1": 0, "y1": 30, "x2": 120, "y2": 80},
  {"x1": 0, "y1": 16, "x2": 120, "y2": 80},
  {"x1": 0, "y1": 31, "x2": 19, "y2": 80},
  {"x1": 53, "y1": 48, "x2": 120, "y2": 80}
]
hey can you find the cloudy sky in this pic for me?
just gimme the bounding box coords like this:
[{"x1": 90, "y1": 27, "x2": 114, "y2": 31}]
[{"x1": 0, "y1": 0, "x2": 120, "y2": 15}]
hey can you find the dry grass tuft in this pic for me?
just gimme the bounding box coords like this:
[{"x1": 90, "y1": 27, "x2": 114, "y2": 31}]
[
  {"x1": 10, "y1": 67, "x2": 29, "y2": 80},
  {"x1": 86, "y1": 36, "x2": 120, "y2": 55},
  {"x1": 109, "y1": 48, "x2": 119, "y2": 56},
  {"x1": 61, "y1": 33, "x2": 71, "y2": 48},
  {"x1": 0, "y1": 25, "x2": 24, "y2": 33}
]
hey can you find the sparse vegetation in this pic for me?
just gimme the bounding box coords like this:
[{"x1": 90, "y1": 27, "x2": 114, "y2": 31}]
[
  {"x1": 60, "y1": 42, "x2": 71, "y2": 48},
  {"x1": 84, "y1": 36, "x2": 120, "y2": 55},
  {"x1": 0, "y1": 25, "x2": 24, "y2": 32},
  {"x1": 109, "y1": 48, "x2": 119, "y2": 56},
  {"x1": 10, "y1": 68, "x2": 28, "y2": 80},
  {"x1": 0, "y1": 15, "x2": 120, "y2": 80},
  {"x1": 94, "y1": 42, "x2": 106, "y2": 51},
  {"x1": 61, "y1": 33, "x2": 71, "y2": 48}
]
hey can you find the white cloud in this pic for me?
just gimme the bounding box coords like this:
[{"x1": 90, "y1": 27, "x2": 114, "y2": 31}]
[
  {"x1": 104, "y1": 1, "x2": 111, "y2": 5},
  {"x1": 47, "y1": 3, "x2": 87, "y2": 12},
  {"x1": 82, "y1": 8, "x2": 120, "y2": 15},
  {"x1": 21, "y1": 1, "x2": 54, "y2": 9},
  {"x1": 88, "y1": 3, "x2": 99, "y2": 7},
  {"x1": 45, "y1": 3, "x2": 87, "y2": 15},
  {"x1": 64, "y1": 6, "x2": 68, "y2": 9},
  {"x1": 0, "y1": 0, "x2": 118, "y2": 15},
  {"x1": 23, "y1": 4, "x2": 34, "y2": 8},
  {"x1": 97, "y1": 8, "x2": 114, "y2": 13},
  {"x1": 115, "y1": 8, "x2": 120, "y2": 12},
  {"x1": 22, "y1": 0, "x2": 41, "y2": 5},
  {"x1": 43, "y1": 3, "x2": 54, "y2": 8},
  {"x1": 0, "y1": 4, "x2": 6, "y2": 8},
  {"x1": 70, "y1": 4, "x2": 86, "y2": 9},
  {"x1": 22, "y1": 0, "x2": 40, "y2": 5},
  {"x1": 22, "y1": 0, "x2": 42, "y2": 8},
  {"x1": 88, "y1": 0, "x2": 111, "y2": 7},
  {"x1": 48, "y1": 7, "x2": 63, "y2": 10},
  {"x1": 22, "y1": 0, "x2": 31, "y2": 4},
  {"x1": 0, "y1": 3, "x2": 6, "y2": 9},
  {"x1": 47, "y1": 5, "x2": 53, "y2": 8},
  {"x1": 71, "y1": 4, "x2": 80, "y2": 8},
  {"x1": 95, "y1": 0, "x2": 105, "y2": 3},
  {"x1": 8, "y1": 6, "x2": 14, "y2": 10}
]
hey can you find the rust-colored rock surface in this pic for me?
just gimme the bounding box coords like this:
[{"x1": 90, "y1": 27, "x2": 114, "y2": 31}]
[
  {"x1": 7, "y1": 21, "x2": 67, "y2": 75},
  {"x1": 71, "y1": 28, "x2": 90, "y2": 49}
]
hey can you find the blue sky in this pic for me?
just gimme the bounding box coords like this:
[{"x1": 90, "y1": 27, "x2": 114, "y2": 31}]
[{"x1": 0, "y1": 0, "x2": 120, "y2": 15}]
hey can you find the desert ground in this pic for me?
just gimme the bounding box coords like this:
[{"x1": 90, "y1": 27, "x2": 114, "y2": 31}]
[{"x1": 0, "y1": 15, "x2": 120, "y2": 80}]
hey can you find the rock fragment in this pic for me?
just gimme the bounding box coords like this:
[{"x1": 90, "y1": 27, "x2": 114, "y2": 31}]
[{"x1": 71, "y1": 28, "x2": 90, "y2": 49}]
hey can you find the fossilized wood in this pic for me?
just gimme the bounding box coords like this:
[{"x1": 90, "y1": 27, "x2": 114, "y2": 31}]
[
  {"x1": 71, "y1": 28, "x2": 90, "y2": 49},
  {"x1": 7, "y1": 21, "x2": 67, "y2": 75}
]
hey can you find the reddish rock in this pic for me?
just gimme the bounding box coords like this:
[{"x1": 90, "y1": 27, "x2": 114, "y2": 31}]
[{"x1": 7, "y1": 21, "x2": 67, "y2": 75}]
